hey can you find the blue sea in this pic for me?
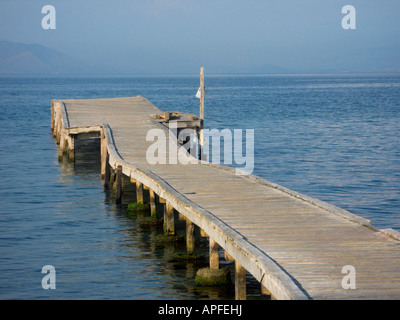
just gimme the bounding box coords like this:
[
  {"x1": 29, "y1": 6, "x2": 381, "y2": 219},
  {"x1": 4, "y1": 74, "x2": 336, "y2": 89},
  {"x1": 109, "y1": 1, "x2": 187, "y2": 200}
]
[{"x1": 0, "y1": 74, "x2": 399, "y2": 299}]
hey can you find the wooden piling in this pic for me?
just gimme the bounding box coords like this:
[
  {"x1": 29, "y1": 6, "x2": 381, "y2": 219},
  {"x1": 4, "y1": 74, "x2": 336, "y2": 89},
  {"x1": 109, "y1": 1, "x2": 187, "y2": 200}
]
[
  {"x1": 59, "y1": 132, "x2": 66, "y2": 150},
  {"x1": 100, "y1": 130, "x2": 107, "y2": 178},
  {"x1": 115, "y1": 165, "x2": 122, "y2": 204},
  {"x1": 159, "y1": 197, "x2": 166, "y2": 204},
  {"x1": 186, "y1": 220, "x2": 195, "y2": 255},
  {"x1": 149, "y1": 189, "x2": 157, "y2": 218},
  {"x1": 235, "y1": 261, "x2": 246, "y2": 300},
  {"x1": 209, "y1": 238, "x2": 219, "y2": 270},
  {"x1": 178, "y1": 213, "x2": 186, "y2": 221},
  {"x1": 58, "y1": 133, "x2": 66, "y2": 160},
  {"x1": 200, "y1": 229, "x2": 208, "y2": 237},
  {"x1": 225, "y1": 251, "x2": 234, "y2": 262},
  {"x1": 136, "y1": 182, "x2": 144, "y2": 204},
  {"x1": 53, "y1": 110, "x2": 58, "y2": 138},
  {"x1": 164, "y1": 202, "x2": 175, "y2": 235},
  {"x1": 51, "y1": 100, "x2": 55, "y2": 133},
  {"x1": 55, "y1": 112, "x2": 61, "y2": 144},
  {"x1": 110, "y1": 168, "x2": 115, "y2": 188},
  {"x1": 67, "y1": 135, "x2": 75, "y2": 161},
  {"x1": 104, "y1": 152, "x2": 110, "y2": 189},
  {"x1": 261, "y1": 284, "x2": 272, "y2": 297},
  {"x1": 52, "y1": 105, "x2": 58, "y2": 137}
]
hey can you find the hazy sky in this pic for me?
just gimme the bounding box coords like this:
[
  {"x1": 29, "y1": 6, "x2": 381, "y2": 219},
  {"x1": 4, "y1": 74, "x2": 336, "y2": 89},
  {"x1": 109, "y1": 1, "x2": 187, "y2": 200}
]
[{"x1": 1, "y1": 0, "x2": 399, "y2": 74}]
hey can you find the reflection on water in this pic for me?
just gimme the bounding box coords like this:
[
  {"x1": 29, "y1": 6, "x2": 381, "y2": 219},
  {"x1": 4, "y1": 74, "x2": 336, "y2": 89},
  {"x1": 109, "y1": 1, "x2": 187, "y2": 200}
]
[{"x1": 56, "y1": 139, "x2": 267, "y2": 300}]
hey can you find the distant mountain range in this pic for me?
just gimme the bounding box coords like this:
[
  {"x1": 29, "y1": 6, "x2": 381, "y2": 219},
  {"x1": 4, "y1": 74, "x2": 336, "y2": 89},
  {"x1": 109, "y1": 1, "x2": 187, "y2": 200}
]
[
  {"x1": 0, "y1": 40, "x2": 295, "y2": 76},
  {"x1": 0, "y1": 41, "x2": 114, "y2": 75},
  {"x1": 2, "y1": 40, "x2": 398, "y2": 75}
]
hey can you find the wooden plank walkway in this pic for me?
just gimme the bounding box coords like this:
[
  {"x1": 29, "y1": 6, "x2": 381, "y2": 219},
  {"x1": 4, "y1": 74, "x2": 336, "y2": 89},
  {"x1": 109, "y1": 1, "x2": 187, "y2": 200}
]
[{"x1": 51, "y1": 96, "x2": 400, "y2": 300}]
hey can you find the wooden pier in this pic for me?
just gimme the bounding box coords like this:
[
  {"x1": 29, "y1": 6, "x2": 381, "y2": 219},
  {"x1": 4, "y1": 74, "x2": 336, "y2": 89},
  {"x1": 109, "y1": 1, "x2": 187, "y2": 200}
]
[{"x1": 51, "y1": 96, "x2": 400, "y2": 300}]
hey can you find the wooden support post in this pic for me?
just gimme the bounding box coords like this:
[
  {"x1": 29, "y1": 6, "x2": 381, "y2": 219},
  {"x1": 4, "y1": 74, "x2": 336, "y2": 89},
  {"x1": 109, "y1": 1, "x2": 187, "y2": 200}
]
[
  {"x1": 53, "y1": 109, "x2": 58, "y2": 138},
  {"x1": 54, "y1": 117, "x2": 58, "y2": 138},
  {"x1": 136, "y1": 182, "x2": 144, "y2": 204},
  {"x1": 53, "y1": 105, "x2": 58, "y2": 137},
  {"x1": 261, "y1": 284, "x2": 272, "y2": 297},
  {"x1": 51, "y1": 100, "x2": 55, "y2": 133},
  {"x1": 56, "y1": 127, "x2": 61, "y2": 144},
  {"x1": 149, "y1": 189, "x2": 157, "y2": 218},
  {"x1": 104, "y1": 152, "x2": 110, "y2": 189},
  {"x1": 59, "y1": 133, "x2": 66, "y2": 151},
  {"x1": 100, "y1": 130, "x2": 107, "y2": 179},
  {"x1": 224, "y1": 251, "x2": 234, "y2": 262},
  {"x1": 164, "y1": 202, "x2": 175, "y2": 235},
  {"x1": 56, "y1": 112, "x2": 61, "y2": 144},
  {"x1": 200, "y1": 229, "x2": 208, "y2": 237},
  {"x1": 58, "y1": 133, "x2": 66, "y2": 160},
  {"x1": 67, "y1": 135, "x2": 75, "y2": 161},
  {"x1": 186, "y1": 220, "x2": 195, "y2": 255},
  {"x1": 163, "y1": 204, "x2": 167, "y2": 229},
  {"x1": 110, "y1": 166, "x2": 116, "y2": 190},
  {"x1": 209, "y1": 238, "x2": 219, "y2": 270},
  {"x1": 115, "y1": 165, "x2": 122, "y2": 204},
  {"x1": 235, "y1": 261, "x2": 246, "y2": 300}
]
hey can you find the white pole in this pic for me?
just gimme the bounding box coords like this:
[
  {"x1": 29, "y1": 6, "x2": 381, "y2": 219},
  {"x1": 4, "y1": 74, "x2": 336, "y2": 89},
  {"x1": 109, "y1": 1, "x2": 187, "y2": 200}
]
[{"x1": 199, "y1": 67, "x2": 205, "y2": 160}]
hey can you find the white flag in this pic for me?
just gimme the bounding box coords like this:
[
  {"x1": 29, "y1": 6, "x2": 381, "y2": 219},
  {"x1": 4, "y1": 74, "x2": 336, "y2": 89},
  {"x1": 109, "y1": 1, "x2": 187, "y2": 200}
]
[{"x1": 195, "y1": 87, "x2": 201, "y2": 99}]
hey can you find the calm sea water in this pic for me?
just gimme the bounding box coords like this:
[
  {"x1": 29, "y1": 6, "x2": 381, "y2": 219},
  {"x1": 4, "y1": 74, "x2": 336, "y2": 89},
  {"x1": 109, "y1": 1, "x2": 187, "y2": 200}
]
[{"x1": 0, "y1": 74, "x2": 399, "y2": 299}]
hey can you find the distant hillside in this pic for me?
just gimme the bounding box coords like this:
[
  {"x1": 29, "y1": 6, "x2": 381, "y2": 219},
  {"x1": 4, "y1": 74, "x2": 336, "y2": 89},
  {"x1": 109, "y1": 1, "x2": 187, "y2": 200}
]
[{"x1": 0, "y1": 41, "x2": 114, "y2": 75}]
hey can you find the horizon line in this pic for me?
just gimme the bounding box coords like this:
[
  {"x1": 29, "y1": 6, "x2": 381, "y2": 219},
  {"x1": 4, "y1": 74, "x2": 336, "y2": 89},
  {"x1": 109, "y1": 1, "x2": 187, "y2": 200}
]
[{"x1": 1, "y1": 71, "x2": 400, "y2": 78}]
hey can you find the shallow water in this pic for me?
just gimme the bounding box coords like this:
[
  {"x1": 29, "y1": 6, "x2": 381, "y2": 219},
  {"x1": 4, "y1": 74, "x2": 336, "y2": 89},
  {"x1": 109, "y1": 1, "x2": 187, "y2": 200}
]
[{"x1": 0, "y1": 74, "x2": 399, "y2": 299}]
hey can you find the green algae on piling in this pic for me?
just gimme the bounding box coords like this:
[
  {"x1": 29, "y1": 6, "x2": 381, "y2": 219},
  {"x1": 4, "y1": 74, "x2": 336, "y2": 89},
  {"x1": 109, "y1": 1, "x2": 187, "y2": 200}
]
[{"x1": 127, "y1": 202, "x2": 149, "y2": 215}]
